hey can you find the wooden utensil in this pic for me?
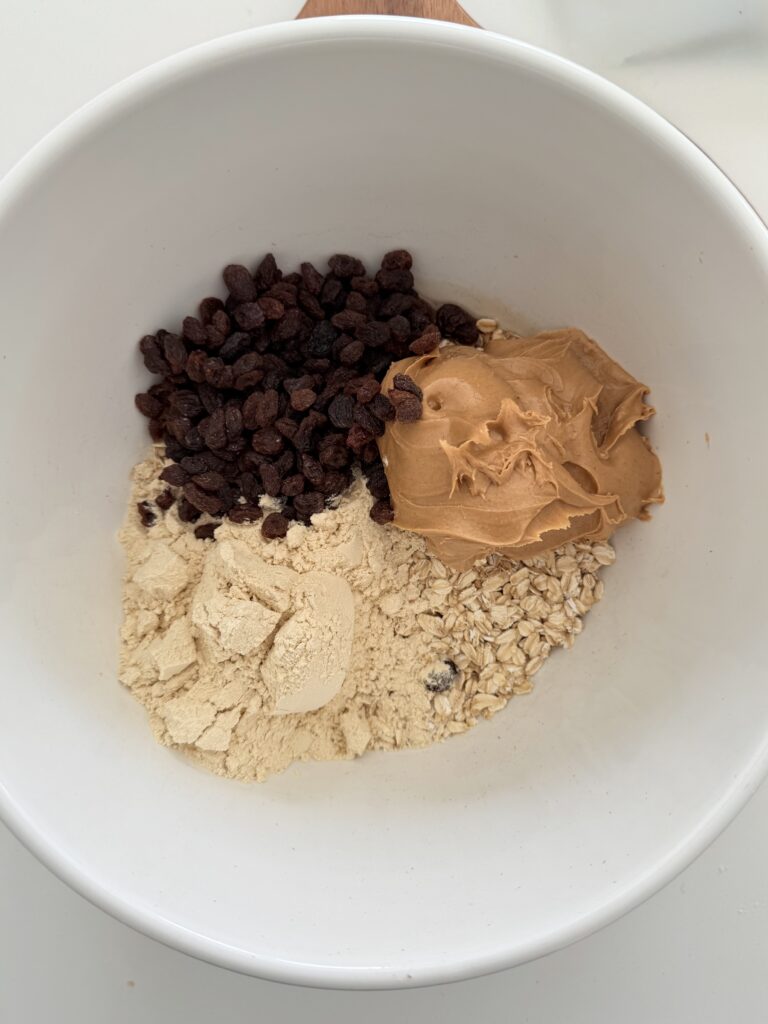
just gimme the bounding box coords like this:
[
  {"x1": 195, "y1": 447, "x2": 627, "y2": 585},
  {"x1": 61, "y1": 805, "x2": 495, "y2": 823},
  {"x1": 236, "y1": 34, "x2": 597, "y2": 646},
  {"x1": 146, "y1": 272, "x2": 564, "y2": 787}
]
[{"x1": 296, "y1": 0, "x2": 479, "y2": 28}]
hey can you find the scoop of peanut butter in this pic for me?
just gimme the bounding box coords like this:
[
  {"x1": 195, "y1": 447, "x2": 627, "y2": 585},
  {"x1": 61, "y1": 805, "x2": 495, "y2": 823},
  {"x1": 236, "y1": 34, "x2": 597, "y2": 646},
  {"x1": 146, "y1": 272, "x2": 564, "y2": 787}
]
[{"x1": 378, "y1": 329, "x2": 663, "y2": 569}]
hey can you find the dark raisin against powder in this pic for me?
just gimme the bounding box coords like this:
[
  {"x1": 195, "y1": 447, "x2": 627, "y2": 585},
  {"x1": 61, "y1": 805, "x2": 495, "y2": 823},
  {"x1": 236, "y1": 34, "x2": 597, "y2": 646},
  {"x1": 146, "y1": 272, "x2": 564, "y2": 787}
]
[
  {"x1": 137, "y1": 501, "x2": 156, "y2": 527},
  {"x1": 261, "y1": 512, "x2": 289, "y2": 539}
]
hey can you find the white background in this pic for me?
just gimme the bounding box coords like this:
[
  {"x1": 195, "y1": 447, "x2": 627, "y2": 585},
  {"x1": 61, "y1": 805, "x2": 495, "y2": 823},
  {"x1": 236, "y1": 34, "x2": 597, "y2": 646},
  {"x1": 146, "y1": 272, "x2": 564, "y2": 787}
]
[{"x1": 2, "y1": 2, "x2": 767, "y2": 1020}]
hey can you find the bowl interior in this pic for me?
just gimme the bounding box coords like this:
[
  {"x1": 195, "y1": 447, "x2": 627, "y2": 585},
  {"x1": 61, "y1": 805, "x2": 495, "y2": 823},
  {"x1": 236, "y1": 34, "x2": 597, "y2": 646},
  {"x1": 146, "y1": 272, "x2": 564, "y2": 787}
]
[{"x1": 0, "y1": 19, "x2": 767, "y2": 987}]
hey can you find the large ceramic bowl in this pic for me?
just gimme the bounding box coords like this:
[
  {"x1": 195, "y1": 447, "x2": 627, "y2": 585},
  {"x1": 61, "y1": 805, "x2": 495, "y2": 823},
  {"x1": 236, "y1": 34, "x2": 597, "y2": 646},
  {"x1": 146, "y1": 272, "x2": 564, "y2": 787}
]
[{"x1": 0, "y1": 16, "x2": 766, "y2": 989}]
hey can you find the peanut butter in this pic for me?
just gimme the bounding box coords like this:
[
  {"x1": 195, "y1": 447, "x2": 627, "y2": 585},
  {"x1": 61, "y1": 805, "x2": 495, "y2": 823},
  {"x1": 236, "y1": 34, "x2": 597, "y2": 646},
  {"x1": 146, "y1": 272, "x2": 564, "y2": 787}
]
[{"x1": 378, "y1": 329, "x2": 663, "y2": 569}]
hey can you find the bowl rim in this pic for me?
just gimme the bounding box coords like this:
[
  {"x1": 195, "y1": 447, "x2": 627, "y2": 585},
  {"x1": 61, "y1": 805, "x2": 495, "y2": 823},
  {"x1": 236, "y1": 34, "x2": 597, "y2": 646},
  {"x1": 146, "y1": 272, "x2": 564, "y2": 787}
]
[{"x1": 1, "y1": 14, "x2": 768, "y2": 991}]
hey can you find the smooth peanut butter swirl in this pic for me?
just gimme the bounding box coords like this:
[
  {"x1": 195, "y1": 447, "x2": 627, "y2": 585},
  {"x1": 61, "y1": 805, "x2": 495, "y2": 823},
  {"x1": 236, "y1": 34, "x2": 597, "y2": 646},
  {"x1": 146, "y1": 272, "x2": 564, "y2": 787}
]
[{"x1": 378, "y1": 329, "x2": 663, "y2": 569}]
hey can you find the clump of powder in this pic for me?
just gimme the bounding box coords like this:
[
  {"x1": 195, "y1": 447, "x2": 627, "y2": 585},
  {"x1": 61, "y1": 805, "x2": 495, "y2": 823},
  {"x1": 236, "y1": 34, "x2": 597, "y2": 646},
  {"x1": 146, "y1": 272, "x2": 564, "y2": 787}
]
[{"x1": 119, "y1": 450, "x2": 612, "y2": 781}]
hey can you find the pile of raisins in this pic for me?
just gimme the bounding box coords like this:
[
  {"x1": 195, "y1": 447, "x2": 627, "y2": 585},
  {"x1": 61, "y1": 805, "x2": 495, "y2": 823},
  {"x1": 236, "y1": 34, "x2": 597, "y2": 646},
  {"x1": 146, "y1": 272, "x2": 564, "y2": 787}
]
[{"x1": 134, "y1": 250, "x2": 477, "y2": 540}]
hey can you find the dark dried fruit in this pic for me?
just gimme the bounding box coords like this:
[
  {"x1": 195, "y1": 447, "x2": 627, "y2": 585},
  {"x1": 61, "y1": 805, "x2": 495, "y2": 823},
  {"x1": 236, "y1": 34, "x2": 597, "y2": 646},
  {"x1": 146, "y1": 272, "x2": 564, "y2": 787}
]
[
  {"x1": 155, "y1": 489, "x2": 175, "y2": 511},
  {"x1": 393, "y1": 396, "x2": 422, "y2": 423},
  {"x1": 290, "y1": 388, "x2": 317, "y2": 412},
  {"x1": 281, "y1": 474, "x2": 305, "y2": 497},
  {"x1": 300, "y1": 454, "x2": 325, "y2": 487},
  {"x1": 254, "y1": 253, "x2": 281, "y2": 292},
  {"x1": 229, "y1": 503, "x2": 263, "y2": 524},
  {"x1": 259, "y1": 462, "x2": 283, "y2": 497},
  {"x1": 350, "y1": 275, "x2": 379, "y2": 297},
  {"x1": 135, "y1": 392, "x2": 163, "y2": 418},
  {"x1": 320, "y1": 471, "x2": 349, "y2": 496},
  {"x1": 365, "y1": 466, "x2": 390, "y2": 499},
  {"x1": 293, "y1": 491, "x2": 325, "y2": 519},
  {"x1": 233, "y1": 302, "x2": 265, "y2": 330},
  {"x1": 353, "y1": 404, "x2": 384, "y2": 437},
  {"x1": 339, "y1": 339, "x2": 365, "y2": 366},
  {"x1": 137, "y1": 501, "x2": 156, "y2": 527},
  {"x1": 298, "y1": 289, "x2": 325, "y2": 320},
  {"x1": 300, "y1": 261, "x2": 325, "y2": 295},
  {"x1": 354, "y1": 377, "x2": 381, "y2": 404},
  {"x1": 424, "y1": 660, "x2": 458, "y2": 693},
  {"x1": 261, "y1": 512, "x2": 289, "y2": 539},
  {"x1": 392, "y1": 373, "x2": 423, "y2": 398},
  {"x1": 177, "y1": 497, "x2": 202, "y2": 523},
  {"x1": 183, "y1": 482, "x2": 224, "y2": 516},
  {"x1": 186, "y1": 349, "x2": 208, "y2": 383},
  {"x1": 139, "y1": 335, "x2": 170, "y2": 375},
  {"x1": 388, "y1": 315, "x2": 411, "y2": 346},
  {"x1": 328, "y1": 254, "x2": 365, "y2": 279},
  {"x1": 182, "y1": 316, "x2": 207, "y2": 344},
  {"x1": 327, "y1": 393, "x2": 355, "y2": 429},
  {"x1": 346, "y1": 423, "x2": 373, "y2": 451},
  {"x1": 258, "y1": 297, "x2": 285, "y2": 320},
  {"x1": 242, "y1": 389, "x2": 279, "y2": 430},
  {"x1": 199, "y1": 297, "x2": 224, "y2": 323},
  {"x1": 273, "y1": 308, "x2": 303, "y2": 341},
  {"x1": 370, "y1": 499, "x2": 395, "y2": 524},
  {"x1": 436, "y1": 302, "x2": 477, "y2": 345},
  {"x1": 381, "y1": 249, "x2": 413, "y2": 271},
  {"x1": 376, "y1": 267, "x2": 414, "y2": 292},
  {"x1": 223, "y1": 264, "x2": 258, "y2": 302},
  {"x1": 319, "y1": 443, "x2": 350, "y2": 469},
  {"x1": 194, "y1": 522, "x2": 219, "y2": 541},
  {"x1": 409, "y1": 324, "x2": 440, "y2": 355},
  {"x1": 159, "y1": 464, "x2": 189, "y2": 486},
  {"x1": 199, "y1": 408, "x2": 227, "y2": 449},
  {"x1": 251, "y1": 427, "x2": 284, "y2": 456},
  {"x1": 370, "y1": 393, "x2": 395, "y2": 421},
  {"x1": 359, "y1": 320, "x2": 390, "y2": 348},
  {"x1": 192, "y1": 471, "x2": 225, "y2": 492}
]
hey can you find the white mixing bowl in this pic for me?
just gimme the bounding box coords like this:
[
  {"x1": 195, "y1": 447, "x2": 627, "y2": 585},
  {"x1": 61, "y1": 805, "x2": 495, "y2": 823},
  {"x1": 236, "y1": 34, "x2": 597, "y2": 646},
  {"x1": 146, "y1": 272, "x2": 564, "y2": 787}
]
[{"x1": 0, "y1": 17, "x2": 767, "y2": 989}]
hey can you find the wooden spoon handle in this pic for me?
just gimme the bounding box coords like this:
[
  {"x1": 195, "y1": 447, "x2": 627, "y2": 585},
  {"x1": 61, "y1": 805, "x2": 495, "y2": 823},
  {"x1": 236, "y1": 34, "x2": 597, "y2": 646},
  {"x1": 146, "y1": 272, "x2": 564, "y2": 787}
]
[{"x1": 296, "y1": 0, "x2": 479, "y2": 28}]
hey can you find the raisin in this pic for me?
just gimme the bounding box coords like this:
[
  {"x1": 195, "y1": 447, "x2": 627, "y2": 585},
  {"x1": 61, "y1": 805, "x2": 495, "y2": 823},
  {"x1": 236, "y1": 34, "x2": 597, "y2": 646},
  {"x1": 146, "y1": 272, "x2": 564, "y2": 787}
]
[
  {"x1": 339, "y1": 340, "x2": 365, "y2": 366},
  {"x1": 186, "y1": 349, "x2": 208, "y2": 383},
  {"x1": 254, "y1": 253, "x2": 281, "y2": 291},
  {"x1": 393, "y1": 396, "x2": 422, "y2": 423},
  {"x1": 358, "y1": 320, "x2": 390, "y2": 348},
  {"x1": 328, "y1": 394, "x2": 355, "y2": 429},
  {"x1": 320, "y1": 471, "x2": 350, "y2": 496},
  {"x1": 320, "y1": 276, "x2": 346, "y2": 311},
  {"x1": 346, "y1": 423, "x2": 373, "y2": 451},
  {"x1": 251, "y1": 427, "x2": 284, "y2": 455},
  {"x1": 300, "y1": 454, "x2": 325, "y2": 488},
  {"x1": 259, "y1": 462, "x2": 283, "y2": 497},
  {"x1": 392, "y1": 373, "x2": 423, "y2": 398},
  {"x1": 177, "y1": 497, "x2": 202, "y2": 523},
  {"x1": 183, "y1": 482, "x2": 224, "y2": 516},
  {"x1": 182, "y1": 316, "x2": 208, "y2": 344},
  {"x1": 328, "y1": 254, "x2": 365, "y2": 279},
  {"x1": 376, "y1": 268, "x2": 414, "y2": 292},
  {"x1": 135, "y1": 392, "x2": 163, "y2": 418},
  {"x1": 388, "y1": 315, "x2": 411, "y2": 346},
  {"x1": 366, "y1": 467, "x2": 390, "y2": 499},
  {"x1": 274, "y1": 416, "x2": 299, "y2": 441},
  {"x1": 137, "y1": 501, "x2": 156, "y2": 527},
  {"x1": 289, "y1": 388, "x2": 316, "y2": 412},
  {"x1": 331, "y1": 309, "x2": 367, "y2": 333},
  {"x1": 293, "y1": 491, "x2": 325, "y2": 519},
  {"x1": 370, "y1": 393, "x2": 395, "y2": 421},
  {"x1": 273, "y1": 308, "x2": 303, "y2": 341},
  {"x1": 158, "y1": 464, "x2": 187, "y2": 487},
  {"x1": 350, "y1": 275, "x2": 379, "y2": 297},
  {"x1": 223, "y1": 264, "x2": 258, "y2": 302},
  {"x1": 192, "y1": 471, "x2": 225, "y2": 492},
  {"x1": 353, "y1": 404, "x2": 384, "y2": 437},
  {"x1": 199, "y1": 297, "x2": 224, "y2": 323},
  {"x1": 194, "y1": 523, "x2": 219, "y2": 541},
  {"x1": 139, "y1": 335, "x2": 169, "y2": 375},
  {"x1": 370, "y1": 499, "x2": 395, "y2": 524},
  {"x1": 155, "y1": 489, "x2": 176, "y2": 511},
  {"x1": 409, "y1": 324, "x2": 440, "y2": 355},
  {"x1": 203, "y1": 358, "x2": 234, "y2": 389},
  {"x1": 229, "y1": 503, "x2": 263, "y2": 524},
  {"x1": 300, "y1": 261, "x2": 325, "y2": 295},
  {"x1": 381, "y1": 249, "x2": 413, "y2": 271},
  {"x1": 436, "y1": 303, "x2": 477, "y2": 345},
  {"x1": 354, "y1": 377, "x2": 381, "y2": 404},
  {"x1": 261, "y1": 512, "x2": 289, "y2": 539},
  {"x1": 298, "y1": 289, "x2": 325, "y2": 320},
  {"x1": 424, "y1": 660, "x2": 458, "y2": 693},
  {"x1": 199, "y1": 408, "x2": 227, "y2": 449},
  {"x1": 242, "y1": 389, "x2": 279, "y2": 429},
  {"x1": 258, "y1": 297, "x2": 285, "y2": 320},
  {"x1": 281, "y1": 474, "x2": 305, "y2": 497}
]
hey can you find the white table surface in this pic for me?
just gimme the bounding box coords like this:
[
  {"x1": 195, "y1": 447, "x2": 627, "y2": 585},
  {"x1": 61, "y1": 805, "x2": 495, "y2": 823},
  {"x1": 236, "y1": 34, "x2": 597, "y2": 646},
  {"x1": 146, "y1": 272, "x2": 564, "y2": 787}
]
[{"x1": 2, "y1": 2, "x2": 767, "y2": 1020}]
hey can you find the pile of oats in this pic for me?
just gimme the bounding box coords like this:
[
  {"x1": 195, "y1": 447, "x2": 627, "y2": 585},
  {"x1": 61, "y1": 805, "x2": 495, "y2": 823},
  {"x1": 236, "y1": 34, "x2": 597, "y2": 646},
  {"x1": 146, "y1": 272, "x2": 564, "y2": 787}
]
[{"x1": 395, "y1": 540, "x2": 613, "y2": 737}]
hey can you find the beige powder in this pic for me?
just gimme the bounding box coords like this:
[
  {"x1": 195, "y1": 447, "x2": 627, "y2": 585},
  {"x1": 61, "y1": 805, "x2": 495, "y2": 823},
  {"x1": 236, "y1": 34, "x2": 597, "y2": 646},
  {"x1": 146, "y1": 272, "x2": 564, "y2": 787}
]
[{"x1": 119, "y1": 449, "x2": 611, "y2": 781}]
